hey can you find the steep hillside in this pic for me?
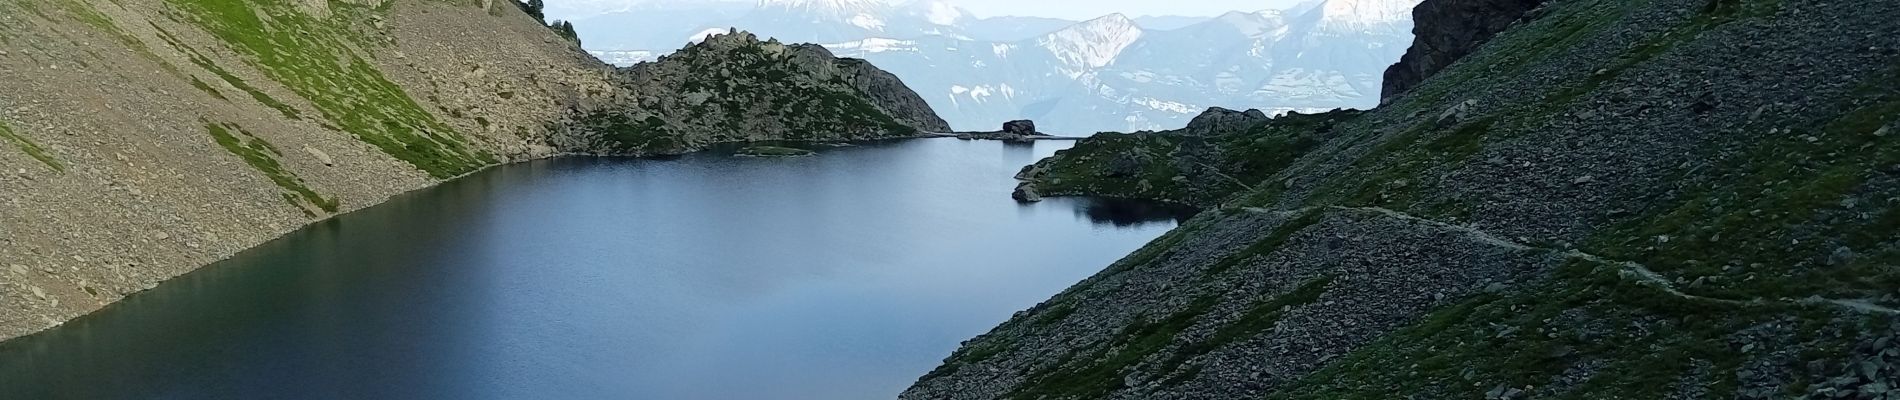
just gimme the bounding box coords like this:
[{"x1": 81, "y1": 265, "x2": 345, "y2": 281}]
[
  {"x1": 0, "y1": 0, "x2": 943, "y2": 341},
  {"x1": 907, "y1": 0, "x2": 1900, "y2": 398}
]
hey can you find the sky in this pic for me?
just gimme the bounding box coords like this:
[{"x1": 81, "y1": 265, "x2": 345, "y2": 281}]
[
  {"x1": 546, "y1": 0, "x2": 1311, "y2": 21},
  {"x1": 912, "y1": 0, "x2": 1307, "y2": 19}
]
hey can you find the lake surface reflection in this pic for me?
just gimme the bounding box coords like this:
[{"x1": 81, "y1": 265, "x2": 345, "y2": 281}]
[{"x1": 0, "y1": 139, "x2": 1191, "y2": 400}]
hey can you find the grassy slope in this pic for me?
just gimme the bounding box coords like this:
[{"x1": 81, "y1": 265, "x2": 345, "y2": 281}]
[
  {"x1": 163, "y1": 0, "x2": 495, "y2": 178},
  {"x1": 1245, "y1": 0, "x2": 1898, "y2": 396}
]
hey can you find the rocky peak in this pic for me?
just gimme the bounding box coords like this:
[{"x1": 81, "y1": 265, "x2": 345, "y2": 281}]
[
  {"x1": 1380, "y1": 0, "x2": 1547, "y2": 101},
  {"x1": 579, "y1": 32, "x2": 947, "y2": 153},
  {"x1": 1038, "y1": 13, "x2": 1145, "y2": 72}
]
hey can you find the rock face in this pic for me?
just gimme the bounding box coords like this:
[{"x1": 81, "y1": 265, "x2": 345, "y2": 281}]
[
  {"x1": 1379, "y1": 0, "x2": 1547, "y2": 101},
  {"x1": 565, "y1": 30, "x2": 948, "y2": 154},
  {"x1": 910, "y1": 0, "x2": 1900, "y2": 398},
  {"x1": 0, "y1": 3, "x2": 941, "y2": 341},
  {"x1": 835, "y1": 58, "x2": 953, "y2": 133}
]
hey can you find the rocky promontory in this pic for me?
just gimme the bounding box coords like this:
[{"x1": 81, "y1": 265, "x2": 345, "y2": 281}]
[{"x1": 566, "y1": 30, "x2": 948, "y2": 155}]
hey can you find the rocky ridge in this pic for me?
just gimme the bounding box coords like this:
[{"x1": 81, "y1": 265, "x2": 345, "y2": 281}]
[{"x1": 907, "y1": 0, "x2": 1900, "y2": 398}]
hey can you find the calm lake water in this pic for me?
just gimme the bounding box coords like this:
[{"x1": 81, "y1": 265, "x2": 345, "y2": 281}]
[{"x1": 0, "y1": 139, "x2": 1192, "y2": 400}]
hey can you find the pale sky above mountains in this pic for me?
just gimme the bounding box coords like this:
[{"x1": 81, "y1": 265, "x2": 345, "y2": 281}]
[{"x1": 546, "y1": 0, "x2": 1311, "y2": 21}]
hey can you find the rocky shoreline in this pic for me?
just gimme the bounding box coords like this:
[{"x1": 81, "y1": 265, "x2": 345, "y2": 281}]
[{"x1": 0, "y1": 0, "x2": 947, "y2": 341}]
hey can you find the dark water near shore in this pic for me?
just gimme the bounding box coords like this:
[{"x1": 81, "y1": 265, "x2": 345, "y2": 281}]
[{"x1": 0, "y1": 139, "x2": 1193, "y2": 400}]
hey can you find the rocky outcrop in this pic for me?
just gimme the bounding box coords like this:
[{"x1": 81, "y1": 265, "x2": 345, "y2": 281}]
[
  {"x1": 565, "y1": 30, "x2": 948, "y2": 155},
  {"x1": 835, "y1": 57, "x2": 952, "y2": 133},
  {"x1": 1013, "y1": 109, "x2": 1358, "y2": 207},
  {"x1": 913, "y1": 0, "x2": 1900, "y2": 397},
  {"x1": 1380, "y1": 0, "x2": 1547, "y2": 101},
  {"x1": 1003, "y1": 120, "x2": 1038, "y2": 136},
  {"x1": 1182, "y1": 107, "x2": 1270, "y2": 136}
]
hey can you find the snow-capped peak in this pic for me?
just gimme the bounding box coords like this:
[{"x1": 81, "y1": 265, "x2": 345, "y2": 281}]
[
  {"x1": 1305, "y1": 0, "x2": 1422, "y2": 33},
  {"x1": 1038, "y1": 13, "x2": 1145, "y2": 72},
  {"x1": 901, "y1": 0, "x2": 971, "y2": 26},
  {"x1": 1211, "y1": 10, "x2": 1289, "y2": 38},
  {"x1": 756, "y1": 0, "x2": 891, "y2": 19}
]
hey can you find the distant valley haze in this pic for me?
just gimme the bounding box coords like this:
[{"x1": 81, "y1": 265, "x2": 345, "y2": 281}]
[
  {"x1": 545, "y1": 0, "x2": 1315, "y2": 21},
  {"x1": 549, "y1": 0, "x2": 1419, "y2": 133}
]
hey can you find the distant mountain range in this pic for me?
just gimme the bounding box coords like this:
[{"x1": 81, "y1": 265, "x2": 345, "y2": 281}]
[{"x1": 577, "y1": 0, "x2": 1421, "y2": 133}]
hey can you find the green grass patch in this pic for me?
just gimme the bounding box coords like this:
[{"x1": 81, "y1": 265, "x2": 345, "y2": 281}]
[
  {"x1": 0, "y1": 118, "x2": 63, "y2": 172},
  {"x1": 149, "y1": 25, "x2": 301, "y2": 120},
  {"x1": 207, "y1": 122, "x2": 338, "y2": 213},
  {"x1": 189, "y1": 76, "x2": 229, "y2": 100},
  {"x1": 167, "y1": 0, "x2": 494, "y2": 178}
]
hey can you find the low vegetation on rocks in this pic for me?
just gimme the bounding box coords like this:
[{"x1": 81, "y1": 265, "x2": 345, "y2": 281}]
[
  {"x1": 0, "y1": 118, "x2": 61, "y2": 172},
  {"x1": 205, "y1": 122, "x2": 339, "y2": 214}
]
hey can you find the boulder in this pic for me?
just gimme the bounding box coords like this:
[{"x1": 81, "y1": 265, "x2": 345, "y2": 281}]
[
  {"x1": 1003, "y1": 120, "x2": 1038, "y2": 136},
  {"x1": 303, "y1": 146, "x2": 336, "y2": 167}
]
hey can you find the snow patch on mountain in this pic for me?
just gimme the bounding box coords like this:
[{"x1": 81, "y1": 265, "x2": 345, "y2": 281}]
[
  {"x1": 847, "y1": 14, "x2": 886, "y2": 30},
  {"x1": 1311, "y1": 0, "x2": 1422, "y2": 34},
  {"x1": 825, "y1": 38, "x2": 918, "y2": 54},
  {"x1": 904, "y1": 0, "x2": 970, "y2": 26},
  {"x1": 1214, "y1": 10, "x2": 1290, "y2": 39},
  {"x1": 589, "y1": 50, "x2": 660, "y2": 66},
  {"x1": 756, "y1": 0, "x2": 887, "y2": 18},
  {"x1": 1038, "y1": 13, "x2": 1143, "y2": 73},
  {"x1": 687, "y1": 28, "x2": 731, "y2": 43}
]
